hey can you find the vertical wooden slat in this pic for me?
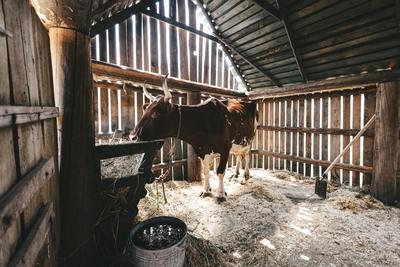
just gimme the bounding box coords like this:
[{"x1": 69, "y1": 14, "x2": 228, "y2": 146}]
[
  {"x1": 313, "y1": 98, "x2": 320, "y2": 176},
  {"x1": 108, "y1": 25, "x2": 117, "y2": 64},
  {"x1": 110, "y1": 89, "x2": 118, "y2": 131},
  {"x1": 279, "y1": 101, "x2": 284, "y2": 169},
  {"x1": 287, "y1": 100, "x2": 292, "y2": 171},
  {"x1": 257, "y1": 102, "x2": 264, "y2": 168},
  {"x1": 169, "y1": 0, "x2": 178, "y2": 78},
  {"x1": 127, "y1": 16, "x2": 134, "y2": 67},
  {"x1": 297, "y1": 99, "x2": 304, "y2": 174},
  {"x1": 203, "y1": 38, "x2": 210, "y2": 84},
  {"x1": 135, "y1": 14, "x2": 143, "y2": 70},
  {"x1": 188, "y1": 0, "x2": 197, "y2": 82},
  {"x1": 159, "y1": 1, "x2": 168, "y2": 74},
  {"x1": 216, "y1": 46, "x2": 223, "y2": 87},
  {"x1": 305, "y1": 99, "x2": 312, "y2": 176},
  {"x1": 99, "y1": 31, "x2": 107, "y2": 62},
  {"x1": 142, "y1": 15, "x2": 150, "y2": 71},
  {"x1": 267, "y1": 102, "x2": 272, "y2": 169},
  {"x1": 352, "y1": 94, "x2": 361, "y2": 185},
  {"x1": 209, "y1": 41, "x2": 217, "y2": 86},
  {"x1": 330, "y1": 96, "x2": 341, "y2": 181},
  {"x1": 94, "y1": 88, "x2": 99, "y2": 133},
  {"x1": 198, "y1": 25, "x2": 204, "y2": 84},
  {"x1": 149, "y1": 4, "x2": 159, "y2": 73},
  {"x1": 321, "y1": 97, "x2": 329, "y2": 176},
  {"x1": 177, "y1": 0, "x2": 189, "y2": 80},
  {"x1": 263, "y1": 101, "x2": 268, "y2": 169},
  {"x1": 274, "y1": 101, "x2": 280, "y2": 169},
  {"x1": 342, "y1": 95, "x2": 351, "y2": 183},
  {"x1": 119, "y1": 20, "x2": 129, "y2": 66},
  {"x1": 101, "y1": 88, "x2": 109, "y2": 133},
  {"x1": 363, "y1": 92, "x2": 375, "y2": 185},
  {"x1": 291, "y1": 100, "x2": 297, "y2": 172}
]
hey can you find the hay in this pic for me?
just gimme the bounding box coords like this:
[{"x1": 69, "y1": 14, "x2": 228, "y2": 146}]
[
  {"x1": 185, "y1": 233, "x2": 235, "y2": 267},
  {"x1": 333, "y1": 191, "x2": 384, "y2": 212}
]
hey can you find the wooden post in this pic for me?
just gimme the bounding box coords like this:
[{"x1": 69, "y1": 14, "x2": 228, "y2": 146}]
[
  {"x1": 30, "y1": 1, "x2": 98, "y2": 265},
  {"x1": 187, "y1": 91, "x2": 202, "y2": 181},
  {"x1": 372, "y1": 82, "x2": 400, "y2": 205}
]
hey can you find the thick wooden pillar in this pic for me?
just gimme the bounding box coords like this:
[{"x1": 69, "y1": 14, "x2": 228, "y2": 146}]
[
  {"x1": 30, "y1": 1, "x2": 97, "y2": 265},
  {"x1": 187, "y1": 91, "x2": 202, "y2": 181},
  {"x1": 372, "y1": 81, "x2": 400, "y2": 205}
]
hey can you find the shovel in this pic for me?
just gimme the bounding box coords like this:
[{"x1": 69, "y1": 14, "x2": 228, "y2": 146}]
[{"x1": 315, "y1": 114, "x2": 376, "y2": 198}]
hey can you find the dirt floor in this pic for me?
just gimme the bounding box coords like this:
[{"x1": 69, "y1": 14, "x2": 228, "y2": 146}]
[{"x1": 137, "y1": 169, "x2": 400, "y2": 267}]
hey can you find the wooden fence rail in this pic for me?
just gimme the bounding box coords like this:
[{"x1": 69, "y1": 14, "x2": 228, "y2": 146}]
[{"x1": 251, "y1": 86, "x2": 377, "y2": 188}]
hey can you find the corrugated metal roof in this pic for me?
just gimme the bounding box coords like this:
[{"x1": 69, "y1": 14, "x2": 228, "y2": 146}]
[{"x1": 92, "y1": 0, "x2": 400, "y2": 91}]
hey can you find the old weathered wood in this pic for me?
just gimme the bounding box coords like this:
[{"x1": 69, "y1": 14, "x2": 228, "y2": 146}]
[
  {"x1": 95, "y1": 140, "x2": 164, "y2": 160},
  {"x1": 177, "y1": 0, "x2": 189, "y2": 80},
  {"x1": 250, "y1": 69, "x2": 400, "y2": 99},
  {"x1": 48, "y1": 28, "x2": 97, "y2": 266},
  {"x1": 372, "y1": 82, "x2": 400, "y2": 204},
  {"x1": 0, "y1": 108, "x2": 58, "y2": 128},
  {"x1": 158, "y1": 1, "x2": 168, "y2": 75},
  {"x1": 142, "y1": 14, "x2": 150, "y2": 71},
  {"x1": 135, "y1": 14, "x2": 143, "y2": 70},
  {"x1": 256, "y1": 150, "x2": 372, "y2": 174},
  {"x1": 363, "y1": 93, "x2": 376, "y2": 186},
  {"x1": 0, "y1": 158, "x2": 54, "y2": 238},
  {"x1": 7, "y1": 204, "x2": 54, "y2": 267},
  {"x1": 352, "y1": 94, "x2": 361, "y2": 185},
  {"x1": 169, "y1": 0, "x2": 179, "y2": 78},
  {"x1": 149, "y1": 3, "x2": 159, "y2": 73},
  {"x1": 92, "y1": 61, "x2": 247, "y2": 98}
]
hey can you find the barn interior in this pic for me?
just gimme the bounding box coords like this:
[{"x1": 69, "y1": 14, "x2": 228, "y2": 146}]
[{"x1": 0, "y1": 0, "x2": 399, "y2": 266}]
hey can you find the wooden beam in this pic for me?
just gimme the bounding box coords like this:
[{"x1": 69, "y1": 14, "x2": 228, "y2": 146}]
[
  {"x1": 95, "y1": 140, "x2": 164, "y2": 160},
  {"x1": 252, "y1": 0, "x2": 281, "y2": 20},
  {"x1": 0, "y1": 106, "x2": 58, "y2": 128},
  {"x1": 372, "y1": 81, "x2": 400, "y2": 204},
  {"x1": 90, "y1": 0, "x2": 155, "y2": 37},
  {"x1": 275, "y1": 0, "x2": 307, "y2": 83},
  {"x1": 0, "y1": 158, "x2": 54, "y2": 238},
  {"x1": 258, "y1": 125, "x2": 375, "y2": 138},
  {"x1": 92, "y1": 60, "x2": 248, "y2": 98},
  {"x1": 140, "y1": 9, "x2": 220, "y2": 43},
  {"x1": 7, "y1": 204, "x2": 54, "y2": 267},
  {"x1": 249, "y1": 69, "x2": 400, "y2": 99},
  {"x1": 255, "y1": 150, "x2": 373, "y2": 173}
]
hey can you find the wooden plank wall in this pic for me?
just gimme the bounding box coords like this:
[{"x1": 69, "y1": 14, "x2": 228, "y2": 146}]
[
  {"x1": 91, "y1": 0, "x2": 243, "y2": 180},
  {"x1": 253, "y1": 87, "x2": 377, "y2": 188},
  {"x1": 0, "y1": 1, "x2": 58, "y2": 266}
]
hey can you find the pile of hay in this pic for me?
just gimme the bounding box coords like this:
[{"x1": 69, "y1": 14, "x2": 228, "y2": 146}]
[
  {"x1": 185, "y1": 233, "x2": 235, "y2": 267},
  {"x1": 331, "y1": 190, "x2": 384, "y2": 213}
]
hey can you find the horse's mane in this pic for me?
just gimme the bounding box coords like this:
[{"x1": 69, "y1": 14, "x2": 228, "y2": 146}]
[{"x1": 226, "y1": 99, "x2": 245, "y2": 114}]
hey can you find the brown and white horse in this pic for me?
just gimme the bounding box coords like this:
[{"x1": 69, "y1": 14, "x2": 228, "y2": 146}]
[{"x1": 130, "y1": 75, "x2": 258, "y2": 203}]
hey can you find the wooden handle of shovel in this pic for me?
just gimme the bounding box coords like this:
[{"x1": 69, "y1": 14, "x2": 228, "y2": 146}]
[{"x1": 323, "y1": 114, "x2": 376, "y2": 176}]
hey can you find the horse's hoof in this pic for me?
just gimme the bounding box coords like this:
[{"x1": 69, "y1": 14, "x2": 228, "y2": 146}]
[
  {"x1": 215, "y1": 196, "x2": 227, "y2": 204},
  {"x1": 200, "y1": 191, "x2": 212, "y2": 198}
]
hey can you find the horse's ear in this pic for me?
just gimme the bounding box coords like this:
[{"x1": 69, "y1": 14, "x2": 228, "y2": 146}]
[{"x1": 143, "y1": 103, "x2": 149, "y2": 111}]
